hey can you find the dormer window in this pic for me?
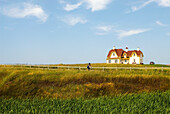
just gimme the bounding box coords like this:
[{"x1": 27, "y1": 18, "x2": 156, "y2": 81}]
[
  {"x1": 133, "y1": 53, "x2": 135, "y2": 56},
  {"x1": 113, "y1": 53, "x2": 115, "y2": 56},
  {"x1": 124, "y1": 54, "x2": 127, "y2": 58}
]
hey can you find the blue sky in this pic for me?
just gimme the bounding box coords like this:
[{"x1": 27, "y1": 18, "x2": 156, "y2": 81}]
[{"x1": 0, "y1": 0, "x2": 170, "y2": 64}]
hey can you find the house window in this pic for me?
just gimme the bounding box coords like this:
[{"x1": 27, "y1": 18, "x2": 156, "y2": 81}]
[
  {"x1": 113, "y1": 53, "x2": 115, "y2": 56},
  {"x1": 133, "y1": 53, "x2": 135, "y2": 56},
  {"x1": 125, "y1": 60, "x2": 127, "y2": 62},
  {"x1": 134, "y1": 59, "x2": 136, "y2": 62},
  {"x1": 115, "y1": 59, "x2": 118, "y2": 63},
  {"x1": 109, "y1": 60, "x2": 111, "y2": 63}
]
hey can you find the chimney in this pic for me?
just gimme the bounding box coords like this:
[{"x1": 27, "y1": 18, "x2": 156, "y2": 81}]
[
  {"x1": 113, "y1": 46, "x2": 115, "y2": 50},
  {"x1": 137, "y1": 47, "x2": 140, "y2": 51},
  {"x1": 125, "y1": 47, "x2": 128, "y2": 52}
]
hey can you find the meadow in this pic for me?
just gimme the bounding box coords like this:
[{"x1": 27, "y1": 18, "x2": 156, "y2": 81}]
[
  {"x1": 1, "y1": 91, "x2": 170, "y2": 113},
  {"x1": 0, "y1": 64, "x2": 170, "y2": 113}
]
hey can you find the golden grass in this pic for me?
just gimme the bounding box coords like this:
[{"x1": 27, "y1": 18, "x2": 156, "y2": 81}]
[
  {"x1": 0, "y1": 68, "x2": 169, "y2": 99},
  {"x1": 52, "y1": 63, "x2": 170, "y2": 67}
]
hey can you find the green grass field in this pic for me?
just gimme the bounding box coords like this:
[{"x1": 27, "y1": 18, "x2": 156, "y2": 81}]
[
  {"x1": 1, "y1": 91, "x2": 170, "y2": 113},
  {"x1": 0, "y1": 65, "x2": 170, "y2": 113}
]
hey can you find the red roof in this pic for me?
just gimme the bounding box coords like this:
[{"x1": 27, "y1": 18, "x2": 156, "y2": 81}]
[
  {"x1": 107, "y1": 49, "x2": 124, "y2": 57},
  {"x1": 125, "y1": 50, "x2": 143, "y2": 56},
  {"x1": 107, "y1": 48, "x2": 143, "y2": 58}
]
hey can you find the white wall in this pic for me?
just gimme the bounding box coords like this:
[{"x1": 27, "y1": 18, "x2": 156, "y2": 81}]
[
  {"x1": 110, "y1": 52, "x2": 118, "y2": 58},
  {"x1": 107, "y1": 51, "x2": 120, "y2": 64},
  {"x1": 129, "y1": 52, "x2": 140, "y2": 64},
  {"x1": 122, "y1": 60, "x2": 129, "y2": 64},
  {"x1": 106, "y1": 59, "x2": 120, "y2": 64},
  {"x1": 107, "y1": 52, "x2": 143, "y2": 64}
]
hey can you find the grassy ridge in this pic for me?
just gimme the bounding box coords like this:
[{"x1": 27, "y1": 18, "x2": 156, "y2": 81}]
[
  {"x1": 54, "y1": 63, "x2": 170, "y2": 67},
  {"x1": 0, "y1": 68, "x2": 169, "y2": 98},
  {"x1": 1, "y1": 91, "x2": 170, "y2": 113},
  {"x1": 1, "y1": 63, "x2": 170, "y2": 68}
]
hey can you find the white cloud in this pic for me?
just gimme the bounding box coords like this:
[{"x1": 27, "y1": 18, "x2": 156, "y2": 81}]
[
  {"x1": 64, "y1": 2, "x2": 82, "y2": 11},
  {"x1": 1, "y1": 3, "x2": 48, "y2": 22},
  {"x1": 85, "y1": 0, "x2": 112, "y2": 12},
  {"x1": 117, "y1": 29, "x2": 150, "y2": 38},
  {"x1": 157, "y1": 0, "x2": 170, "y2": 7},
  {"x1": 96, "y1": 25, "x2": 113, "y2": 32},
  {"x1": 96, "y1": 25, "x2": 113, "y2": 35},
  {"x1": 60, "y1": 0, "x2": 112, "y2": 12},
  {"x1": 95, "y1": 26, "x2": 150, "y2": 37},
  {"x1": 156, "y1": 21, "x2": 168, "y2": 26},
  {"x1": 61, "y1": 16, "x2": 87, "y2": 26},
  {"x1": 131, "y1": 0, "x2": 170, "y2": 12},
  {"x1": 131, "y1": 0, "x2": 154, "y2": 12}
]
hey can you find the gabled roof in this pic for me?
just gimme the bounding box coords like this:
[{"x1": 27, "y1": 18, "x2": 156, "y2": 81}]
[
  {"x1": 123, "y1": 50, "x2": 143, "y2": 57},
  {"x1": 107, "y1": 49, "x2": 124, "y2": 57},
  {"x1": 107, "y1": 48, "x2": 143, "y2": 58}
]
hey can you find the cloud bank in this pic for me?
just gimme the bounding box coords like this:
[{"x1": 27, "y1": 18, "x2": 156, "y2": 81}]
[
  {"x1": 95, "y1": 25, "x2": 150, "y2": 38},
  {"x1": 131, "y1": 0, "x2": 170, "y2": 12},
  {"x1": 156, "y1": 21, "x2": 168, "y2": 26},
  {"x1": 1, "y1": 3, "x2": 48, "y2": 22},
  {"x1": 61, "y1": 16, "x2": 87, "y2": 26},
  {"x1": 96, "y1": 25, "x2": 113, "y2": 32},
  {"x1": 64, "y1": 2, "x2": 82, "y2": 11},
  {"x1": 62, "y1": 0, "x2": 112, "y2": 12},
  {"x1": 96, "y1": 25, "x2": 113, "y2": 35},
  {"x1": 85, "y1": 0, "x2": 112, "y2": 12},
  {"x1": 117, "y1": 29, "x2": 150, "y2": 38}
]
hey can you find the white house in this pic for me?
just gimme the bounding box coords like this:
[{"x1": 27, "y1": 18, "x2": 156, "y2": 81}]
[{"x1": 106, "y1": 46, "x2": 144, "y2": 64}]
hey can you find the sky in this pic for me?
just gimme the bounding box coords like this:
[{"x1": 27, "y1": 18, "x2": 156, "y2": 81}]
[{"x1": 0, "y1": 0, "x2": 170, "y2": 64}]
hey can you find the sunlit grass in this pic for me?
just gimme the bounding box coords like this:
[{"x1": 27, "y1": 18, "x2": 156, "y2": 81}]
[
  {"x1": 0, "y1": 67, "x2": 169, "y2": 99},
  {"x1": 0, "y1": 67, "x2": 169, "y2": 113},
  {"x1": 50, "y1": 63, "x2": 170, "y2": 67}
]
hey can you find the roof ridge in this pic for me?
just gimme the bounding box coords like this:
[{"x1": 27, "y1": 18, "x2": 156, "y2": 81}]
[{"x1": 107, "y1": 48, "x2": 143, "y2": 58}]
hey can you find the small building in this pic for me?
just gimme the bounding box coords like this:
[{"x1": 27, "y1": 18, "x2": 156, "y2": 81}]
[{"x1": 106, "y1": 46, "x2": 144, "y2": 64}]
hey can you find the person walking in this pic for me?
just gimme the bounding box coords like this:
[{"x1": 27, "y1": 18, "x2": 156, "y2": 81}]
[{"x1": 87, "y1": 63, "x2": 91, "y2": 71}]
